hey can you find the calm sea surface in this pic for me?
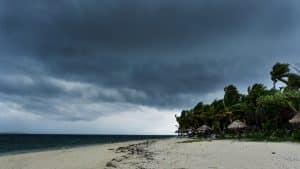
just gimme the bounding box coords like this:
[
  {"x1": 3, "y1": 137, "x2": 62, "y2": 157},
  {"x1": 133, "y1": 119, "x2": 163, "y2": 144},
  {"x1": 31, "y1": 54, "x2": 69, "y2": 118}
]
[{"x1": 0, "y1": 134, "x2": 173, "y2": 155}]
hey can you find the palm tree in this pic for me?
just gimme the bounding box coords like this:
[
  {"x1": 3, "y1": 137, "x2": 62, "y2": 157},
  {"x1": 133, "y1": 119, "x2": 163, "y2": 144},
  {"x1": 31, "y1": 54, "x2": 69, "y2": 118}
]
[
  {"x1": 270, "y1": 63, "x2": 290, "y2": 89},
  {"x1": 288, "y1": 73, "x2": 300, "y2": 90}
]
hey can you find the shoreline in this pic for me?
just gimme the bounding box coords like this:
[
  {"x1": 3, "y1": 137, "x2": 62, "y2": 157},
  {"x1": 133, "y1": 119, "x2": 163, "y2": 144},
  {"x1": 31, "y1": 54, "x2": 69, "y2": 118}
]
[
  {"x1": 0, "y1": 139, "x2": 163, "y2": 157},
  {"x1": 0, "y1": 138, "x2": 158, "y2": 157},
  {"x1": 0, "y1": 135, "x2": 175, "y2": 157}
]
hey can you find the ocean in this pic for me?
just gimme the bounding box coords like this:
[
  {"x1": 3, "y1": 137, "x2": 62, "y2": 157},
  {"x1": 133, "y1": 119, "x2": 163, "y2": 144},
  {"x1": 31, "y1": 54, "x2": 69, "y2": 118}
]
[{"x1": 0, "y1": 134, "x2": 173, "y2": 155}]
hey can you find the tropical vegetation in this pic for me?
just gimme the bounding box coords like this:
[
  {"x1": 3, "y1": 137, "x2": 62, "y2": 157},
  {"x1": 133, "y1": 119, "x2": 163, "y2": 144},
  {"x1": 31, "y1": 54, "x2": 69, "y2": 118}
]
[{"x1": 175, "y1": 63, "x2": 300, "y2": 141}]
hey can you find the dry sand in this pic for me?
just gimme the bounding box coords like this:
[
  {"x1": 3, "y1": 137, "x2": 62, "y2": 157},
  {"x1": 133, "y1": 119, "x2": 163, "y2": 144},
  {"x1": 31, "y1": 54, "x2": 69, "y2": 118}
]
[{"x1": 1, "y1": 138, "x2": 300, "y2": 169}]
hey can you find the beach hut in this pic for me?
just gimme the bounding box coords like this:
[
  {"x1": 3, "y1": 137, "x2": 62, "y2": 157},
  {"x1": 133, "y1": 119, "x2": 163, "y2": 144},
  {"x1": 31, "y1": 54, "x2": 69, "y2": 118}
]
[
  {"x1": 196, "y1": 125, "x2": 212, "y2": 137},
  {"x1": 228, "y1": 120, "x2": 247, "y2": 130},
  {"x1": 228, "y1": 120, "x2": 247, "y2": 139},
  {"x1": 289, "y1": 113, "x2": 300, "y2": 126},
  {"x1": 197, "y1": 125, "x2": 212, "y2": 133}
]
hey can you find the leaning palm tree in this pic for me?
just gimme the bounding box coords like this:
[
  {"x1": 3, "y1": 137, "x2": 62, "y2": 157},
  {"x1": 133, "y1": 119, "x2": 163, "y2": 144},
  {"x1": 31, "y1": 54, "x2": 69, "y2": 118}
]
[
  {"x1": 287, "y1": 73, "x2": 300, "y2": 90},
  {"x1": 270, "y1": 63, "x2": 290, "y2": 89}
]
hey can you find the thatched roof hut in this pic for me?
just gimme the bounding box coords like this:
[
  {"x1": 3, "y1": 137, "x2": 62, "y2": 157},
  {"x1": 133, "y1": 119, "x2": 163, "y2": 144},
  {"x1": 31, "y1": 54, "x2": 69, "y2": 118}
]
[
  {"x1": 289, "y1": 113, "x2": 300, "y2": 125},
  {"x1": 228, "y1": 120, "x2": 247, "y2": 130},
  {"x1": 197, "y1": 125, "x2": 212, "y2": 133}
]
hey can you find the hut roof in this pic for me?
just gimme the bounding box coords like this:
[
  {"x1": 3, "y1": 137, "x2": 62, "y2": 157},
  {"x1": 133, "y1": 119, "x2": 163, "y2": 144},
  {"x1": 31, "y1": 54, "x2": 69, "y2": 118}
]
[
  {"x1": 289, "y1": 113, "x2": 300, "y2": 124},
  {"x1": 228, "y1": 120, "x2": 247, "y2": 130},
  {"x1": 197, "y1": 125, "x2": 212, "y2": 132}
]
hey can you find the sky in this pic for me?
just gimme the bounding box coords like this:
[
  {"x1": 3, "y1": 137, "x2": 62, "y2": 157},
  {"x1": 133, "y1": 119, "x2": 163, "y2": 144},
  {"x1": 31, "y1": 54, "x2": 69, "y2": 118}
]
[{"x1": 0, "y1": 0, "x2": 300, "y2": 134}]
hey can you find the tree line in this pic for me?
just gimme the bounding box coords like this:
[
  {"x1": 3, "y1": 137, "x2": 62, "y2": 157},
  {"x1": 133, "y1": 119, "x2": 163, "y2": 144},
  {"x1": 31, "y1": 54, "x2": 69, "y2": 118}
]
[{"x1": 175, "y1": 63, "x2": 300, "y2": 140}]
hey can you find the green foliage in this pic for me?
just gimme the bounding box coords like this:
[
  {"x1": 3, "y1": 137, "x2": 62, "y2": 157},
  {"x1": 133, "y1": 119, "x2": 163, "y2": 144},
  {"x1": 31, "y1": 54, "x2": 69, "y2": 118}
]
[
  {"x1": 256, "y1": 92, "x2": 289, "y2": 114},
  {"x1": 175, "y1": 62, "x2": 300, "y2": 141},
  {"x1": 270, "y1": 63, "x2": 290, "y2": 89},
  {"x1": 256, "y1": 91, "x2": 295, "y2": 130},
  {"x1": 271, "y1": 129, "x2": 288, "y2": 138},
  {"x1": 247, "y1": 83, "x2": 268, "y2": 107},
  {"x1": 284, "y1": 89, "x2": 300, "y2": 112},
  {"x1": 292, "y1": 130, "x2": 300, "y2": 141},
  {"x1": 224, "y1": 85, "x2": 241, "y2": 107},
  {"x1": 193, "y1": 102, "x2": 204, "y2": 112},
  {"x1": 288, "y1": 73, "x2": 300, "y2": 90}
]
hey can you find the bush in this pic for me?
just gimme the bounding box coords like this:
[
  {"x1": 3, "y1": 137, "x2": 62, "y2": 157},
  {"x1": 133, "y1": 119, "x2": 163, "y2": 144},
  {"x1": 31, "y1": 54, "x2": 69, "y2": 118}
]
[
  {"x1": 271, "y1": 129, "x2": 288, "y2": 138},
  {"x1": 244, "y1": 132, "x2": 268, "y2": 141},
  {"x1": 292, "y1": 130, "x2": 300, "y2": 141}
]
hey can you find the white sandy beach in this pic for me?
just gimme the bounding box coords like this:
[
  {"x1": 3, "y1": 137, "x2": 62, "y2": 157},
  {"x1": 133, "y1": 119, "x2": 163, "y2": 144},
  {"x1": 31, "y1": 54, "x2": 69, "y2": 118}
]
[{"x1": 1, "y1": 138, "x2": 300, "y2": 169}]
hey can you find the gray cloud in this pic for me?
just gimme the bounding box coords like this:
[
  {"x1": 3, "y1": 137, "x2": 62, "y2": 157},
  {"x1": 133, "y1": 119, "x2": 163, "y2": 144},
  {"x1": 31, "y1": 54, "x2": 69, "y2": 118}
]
[{"x1": 0, "y1": 0, "x2": 300, "y2": 133}]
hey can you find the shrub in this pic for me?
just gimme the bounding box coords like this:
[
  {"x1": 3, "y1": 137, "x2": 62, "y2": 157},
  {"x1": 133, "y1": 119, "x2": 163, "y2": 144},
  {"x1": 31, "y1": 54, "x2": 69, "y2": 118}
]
[
  {"x1": 271, "y1": 129, "x2": 288, "y2": 138},
  {"x1": 292, "y1": 130, "x2": 300, "y2": 141}
]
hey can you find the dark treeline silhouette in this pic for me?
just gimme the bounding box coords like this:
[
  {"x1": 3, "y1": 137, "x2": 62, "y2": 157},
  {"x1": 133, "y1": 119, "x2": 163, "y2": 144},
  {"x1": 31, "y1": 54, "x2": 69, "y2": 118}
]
[{"x1": 175, "y1": 63, "x2": 300, "y2": 141}]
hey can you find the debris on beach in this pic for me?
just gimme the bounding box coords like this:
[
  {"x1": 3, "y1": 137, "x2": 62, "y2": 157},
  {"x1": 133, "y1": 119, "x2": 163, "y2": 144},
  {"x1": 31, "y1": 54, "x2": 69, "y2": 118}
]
[
  {"x1": 105, "y1": 140, "x2": 156, "y2": 169},
  {"x1": 106, "y1": 161, "x2": 118, "y2": 168}
]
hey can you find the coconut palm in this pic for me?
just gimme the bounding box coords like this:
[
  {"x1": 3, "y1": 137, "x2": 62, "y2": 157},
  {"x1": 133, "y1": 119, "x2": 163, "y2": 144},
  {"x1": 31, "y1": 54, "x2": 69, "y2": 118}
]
[
  {"x1": 174, "y1": 62, "x2": 300, "y2": 139},
  {"x1": 270, "y1": 63, "x2": 290, "y2": 89},
  {"x1": 287, "y1": 73, "x2": 300, "y2": 90}
]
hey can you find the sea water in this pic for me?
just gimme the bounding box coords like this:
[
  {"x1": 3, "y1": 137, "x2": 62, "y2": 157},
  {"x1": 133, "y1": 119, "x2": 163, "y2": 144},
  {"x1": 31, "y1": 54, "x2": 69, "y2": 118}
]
[{"x1": 0, "y1": 134, "x2": 173, "y2": 155}]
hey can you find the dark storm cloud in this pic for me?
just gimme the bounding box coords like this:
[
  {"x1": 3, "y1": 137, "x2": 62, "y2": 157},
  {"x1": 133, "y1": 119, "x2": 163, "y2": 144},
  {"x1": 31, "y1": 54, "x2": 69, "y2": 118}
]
[
  {"x1": 0, "y1": 0, "x2": 300, "y2": 122},
  {"x1": 0, "y1": 1, "x2": 264, "y2": 49}
]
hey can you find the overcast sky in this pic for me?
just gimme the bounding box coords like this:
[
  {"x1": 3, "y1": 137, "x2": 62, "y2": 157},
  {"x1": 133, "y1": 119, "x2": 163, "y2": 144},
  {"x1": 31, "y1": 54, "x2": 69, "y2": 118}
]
[{"x1": 0, "y1": 0, "x2": 300, "y2": 134}]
